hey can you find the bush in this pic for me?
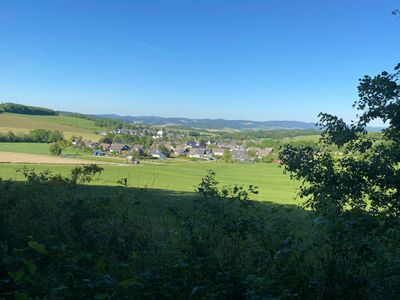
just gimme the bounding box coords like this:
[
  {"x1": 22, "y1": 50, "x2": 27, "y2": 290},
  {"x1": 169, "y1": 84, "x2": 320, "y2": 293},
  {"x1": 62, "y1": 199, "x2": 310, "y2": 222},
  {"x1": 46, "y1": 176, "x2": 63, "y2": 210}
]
[
  {"x1": 49, "y1": 142, "x2": 62, "y2": 155},
  {"x1": 0, "y1": 168, "x2": 309, "y2": 299}
]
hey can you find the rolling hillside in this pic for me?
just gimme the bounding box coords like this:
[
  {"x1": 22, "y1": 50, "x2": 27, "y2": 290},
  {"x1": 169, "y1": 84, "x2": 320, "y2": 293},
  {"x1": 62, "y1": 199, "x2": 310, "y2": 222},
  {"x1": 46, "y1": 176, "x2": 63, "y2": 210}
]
[
  {"x1": 0, "y1": 113, "x2": 101, "y2": 140},
  {"x1": 96, "y1": 114, "x2": 318, "y2": 130}
]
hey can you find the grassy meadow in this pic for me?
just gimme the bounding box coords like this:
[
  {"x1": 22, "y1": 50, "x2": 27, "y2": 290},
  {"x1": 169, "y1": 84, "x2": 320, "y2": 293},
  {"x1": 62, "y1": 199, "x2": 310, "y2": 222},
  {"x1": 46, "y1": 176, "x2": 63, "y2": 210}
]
[
  {"x1": 0, "y1": 162, "x2": 301, "y2": 205},
  {"x1": 0, "y1": 142, "x2": 84, "y2": 156},
  {"x1": 0, "y1": 113, "x2": 100, "y2": 140}
]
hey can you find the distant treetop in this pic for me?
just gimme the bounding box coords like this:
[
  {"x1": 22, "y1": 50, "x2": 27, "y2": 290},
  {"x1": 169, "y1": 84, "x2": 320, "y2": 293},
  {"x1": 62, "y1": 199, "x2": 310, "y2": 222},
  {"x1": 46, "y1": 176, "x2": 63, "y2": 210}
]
[{"x1": 0, "y1": 102, "x2": 57, "y2": 116}]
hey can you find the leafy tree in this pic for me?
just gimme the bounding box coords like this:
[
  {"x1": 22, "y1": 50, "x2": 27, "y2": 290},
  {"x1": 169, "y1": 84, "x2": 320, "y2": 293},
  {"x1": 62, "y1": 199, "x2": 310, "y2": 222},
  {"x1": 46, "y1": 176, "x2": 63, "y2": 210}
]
[
  {"x1": 99, "y1": 134, "x2": 113, "y2": 144},
  {"x1": 30, "y1": 129, "x2": 50, "y2": 143},
  {"x1": 49, "y1": 142, "x2": 62, "y2": 156},
  {"x1": 48, "y1": 130, "x2": 64, "y2": 143},
  {"x1": 280, "y1": 63, "x2": 400, "y2": 298},
  {"x1": 6, "y1": 131, "x2": 17, "y2": 142},
  {"x1": 159, "y1": 145, "x2": 171, "y2": 157},
  {"x1": 247, "y1": 148, "x2": 257, "y2": 159},
  {"x1": 281, "y1": 63, "x2": 400, "y2": 216},
  {"x1": 69, "y1": 164, "x2": 104, "y2": 184},
  {"x1": 222, "y1": 149, "x2": 232, "y2": 163},
  {"x1": 132, "y1": 150, "x2": 141, "y2": 160}
]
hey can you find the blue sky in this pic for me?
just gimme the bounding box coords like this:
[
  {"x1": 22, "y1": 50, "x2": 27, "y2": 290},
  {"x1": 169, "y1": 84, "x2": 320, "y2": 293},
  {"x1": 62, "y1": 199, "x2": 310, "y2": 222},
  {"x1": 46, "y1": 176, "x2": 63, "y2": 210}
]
[{"x1": 0, "y1": 0, "x2": 399, "y2": 123}]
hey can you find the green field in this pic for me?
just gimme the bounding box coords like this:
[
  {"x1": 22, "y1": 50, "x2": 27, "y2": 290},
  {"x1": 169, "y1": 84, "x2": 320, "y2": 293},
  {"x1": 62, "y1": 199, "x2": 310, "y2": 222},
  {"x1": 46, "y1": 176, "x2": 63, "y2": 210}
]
[
  {"x1": 0, "y1": 113, "x2": 100, "y2": 140},
  {"x1": 0, "y1": 162, "x2": 301, "y2": 204},
  {"x1": 0, "y1": 142, "x2": 130, "y2": 164},
  {"x1": 0, "y1": 142, "x2": 84, "y2": 156},
  {"x1": 287, "y1": 134, "x2": 320, "y2": 142}
]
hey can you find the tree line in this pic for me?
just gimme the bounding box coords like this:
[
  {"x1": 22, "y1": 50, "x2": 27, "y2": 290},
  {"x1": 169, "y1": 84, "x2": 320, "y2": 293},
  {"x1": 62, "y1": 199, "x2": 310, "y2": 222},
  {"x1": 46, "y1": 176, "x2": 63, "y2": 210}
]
[
  {"x1": 0, "y1": 129, "x2": 64, "y2": 143},
  {"x1": 0, "y1": 103, "x2": 57, "y2": 115}
]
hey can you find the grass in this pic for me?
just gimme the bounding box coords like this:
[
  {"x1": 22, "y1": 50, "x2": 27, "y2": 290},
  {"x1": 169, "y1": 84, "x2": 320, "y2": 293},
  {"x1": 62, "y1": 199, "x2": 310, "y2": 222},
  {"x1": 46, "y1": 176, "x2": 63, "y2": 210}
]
[
  {"x1": 0, "y1": 142, "x2": 90, "y2": 157},
  {"x1": 0, "y1": 162, "x2": 301, "y2": 205},
  {"x1": 0, "y1": 143, "x2": 70, "y2": 155},
  {"x1": 0, "y1": 113, "x2": 101, "y2": 140},
  {"x1": 285, "y1": 134, "x2": 321, "y2": 143},
  {"x1": 0, "y1": 143, "x2": 131, "y2": 164}
]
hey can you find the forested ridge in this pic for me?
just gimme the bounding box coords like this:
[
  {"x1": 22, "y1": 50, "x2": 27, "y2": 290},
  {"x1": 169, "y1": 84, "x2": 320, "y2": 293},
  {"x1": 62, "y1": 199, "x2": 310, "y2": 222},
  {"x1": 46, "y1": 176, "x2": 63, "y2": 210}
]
[{"x1": 0, "y1": 103, "x2": 57, "y2": 116}]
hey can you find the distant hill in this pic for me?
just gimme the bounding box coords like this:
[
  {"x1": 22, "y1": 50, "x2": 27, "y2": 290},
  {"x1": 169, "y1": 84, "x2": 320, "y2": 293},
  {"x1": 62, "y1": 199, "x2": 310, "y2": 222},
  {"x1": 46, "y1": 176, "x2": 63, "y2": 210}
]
[
  {"x1": 0, "y1": 102, "x2": 56, "y2": 116},
  {"x1": 0, "y1": 112, "x2": 100, "y2": 141},
  {"x1": 96, "y1": 114, "x2": 318, "y2": 130},
  {"x1": 0, "y1": 103, "x2": 383, "y2": 132}
]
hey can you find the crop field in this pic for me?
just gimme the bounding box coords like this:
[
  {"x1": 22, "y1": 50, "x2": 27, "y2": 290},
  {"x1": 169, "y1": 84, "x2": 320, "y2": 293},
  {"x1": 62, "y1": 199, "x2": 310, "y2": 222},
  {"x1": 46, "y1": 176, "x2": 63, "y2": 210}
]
[
  {"x1": 0, "y1": 161, "x2": 301, "y2": 205},
  {"x1": 0, "y1": 113, "x2": 100, "y2": 140},
  {"x1": 0, "y1": 142, "x2": 80, "y2": 156},
  {"x1": 0, "y1": 152, "x2": 99, "y2": 164},
  {"x1": 0, "y1": 142, "x2": 129, "y2": 163}
]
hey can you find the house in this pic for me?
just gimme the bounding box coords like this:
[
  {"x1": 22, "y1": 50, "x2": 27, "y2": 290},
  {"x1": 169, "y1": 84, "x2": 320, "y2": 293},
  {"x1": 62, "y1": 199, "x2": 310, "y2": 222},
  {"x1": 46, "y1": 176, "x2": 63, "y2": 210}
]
[
  {"x1": 84, "y1": 140, "x2": 99, "y2": 149},
  {"x1": 255, "y1": 147, "x2": 273, "y2": 158},
  {"x1": 231, "y1": 149, "x2": 251, "y2": 162},
  {"x1": 71, "y1": 139, "x2": 81, "y2": 146},
  {"x1": 149, "y1": 147, "x2": 166, "y2": 160},
  {"x1": 218, "y1": 142, "x2": 240, "y2": 151},
  {"x1": 131, "y1": 144, "x2": 146, "y2": 156},
  {"x1": 100, "y1": 143, "x2": 111, "y2": 152},
  {"x1": 212, "y1": 147, "x2": 226, "y2": 156},
  {"x1": 110, "y1": 143, "x2": 129, "y2": 154},
  {"x1": 173, "y1": 145, "x2": 189, "y2": 157},
  {"x1": 156, "y1": 130, "x2": 164, "y2": 138},
  {"x1": 185, "y1": 140, "x2": 200, "y2": 148},
  {"x1": 188, "y1": 147, "x2": 212, "y2": 159},
  {"x1": 162, "y1": 143, "x2": 175, "y2": 152},
  {"x1": 93, "y1": 150, "x2": 105, "y2": 156}
]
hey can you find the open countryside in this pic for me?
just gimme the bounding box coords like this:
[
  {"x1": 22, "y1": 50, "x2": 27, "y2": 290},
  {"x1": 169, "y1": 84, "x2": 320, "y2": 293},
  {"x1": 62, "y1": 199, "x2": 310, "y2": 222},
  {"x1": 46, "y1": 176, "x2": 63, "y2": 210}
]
[
  {"x1": 0, "y1": 108, "x2": 308, "y2": 204},
  {"x1": 0, "y1": 162, "x2": 300, "y2": 204},
  {"x1": 1, "y1": 2, "x2": 399, "y2": 299},
  {"x1": 0, "y1": 112, "x2": 100, "y2": 140}
]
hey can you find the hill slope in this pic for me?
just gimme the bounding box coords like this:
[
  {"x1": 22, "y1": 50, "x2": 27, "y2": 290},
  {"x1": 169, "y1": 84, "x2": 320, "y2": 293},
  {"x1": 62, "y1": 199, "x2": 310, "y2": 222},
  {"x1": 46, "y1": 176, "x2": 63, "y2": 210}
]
[
  {"x1": 96, "y1": 114, "x2": 317, "y2": 130},
  {"x1": 0, "y1": 113, "x2": 100, "y2": 140}
]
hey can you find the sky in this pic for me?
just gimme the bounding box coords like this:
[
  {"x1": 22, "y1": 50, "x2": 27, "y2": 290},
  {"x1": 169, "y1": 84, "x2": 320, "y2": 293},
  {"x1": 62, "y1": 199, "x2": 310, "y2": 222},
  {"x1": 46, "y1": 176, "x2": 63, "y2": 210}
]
[{"x1": 0, "y1": 0, "x2": 399, "y2": 124}]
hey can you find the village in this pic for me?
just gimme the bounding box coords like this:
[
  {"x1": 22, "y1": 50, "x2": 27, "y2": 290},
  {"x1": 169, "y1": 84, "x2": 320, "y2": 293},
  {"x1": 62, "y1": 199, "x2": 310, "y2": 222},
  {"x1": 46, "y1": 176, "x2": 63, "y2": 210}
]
[{"x1": 71, "y1": 128, "x2": 276, "y2": 163}]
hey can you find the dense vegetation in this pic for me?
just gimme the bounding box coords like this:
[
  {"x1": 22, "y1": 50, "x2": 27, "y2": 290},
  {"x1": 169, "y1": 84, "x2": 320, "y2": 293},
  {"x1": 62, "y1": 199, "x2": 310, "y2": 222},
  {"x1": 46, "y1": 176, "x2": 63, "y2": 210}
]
[
  {"x1": 60, "y1": 111, "x2": 140, "y2": 130},
  {"x1": 279, "y1": 63, "x2": 400, "y2": 298},
  {"x1": 0, "y1": 103, "x2": 56, "y2": 116},
  {"x1": 0, "y1": 166, "x2": 305, "y2": 299},
  {"x1": 0, "y1": 129, "x2": 64, "y2": 143},
  {"x1": 1, "y1": 64, "x2": 400, "y2": 298}
]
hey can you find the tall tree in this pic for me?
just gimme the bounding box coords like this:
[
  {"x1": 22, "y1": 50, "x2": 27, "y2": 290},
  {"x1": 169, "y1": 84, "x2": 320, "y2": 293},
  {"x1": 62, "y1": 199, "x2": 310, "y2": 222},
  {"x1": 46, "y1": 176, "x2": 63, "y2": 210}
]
[{"x1": 280, "y1": 63, "x2": 400, "y2": 298}]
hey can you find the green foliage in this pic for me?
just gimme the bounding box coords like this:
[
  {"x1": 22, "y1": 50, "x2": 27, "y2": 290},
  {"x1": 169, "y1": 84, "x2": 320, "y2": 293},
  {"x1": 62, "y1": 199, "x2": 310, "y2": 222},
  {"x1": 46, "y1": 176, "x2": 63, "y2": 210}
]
[
  {"x1": 0, "y1": 162, "x2": 300, "y2": 204},
  {"x1": 0, "y1": 102, "x2": 56, "y2": 115},
  {"x1": 69, "y1": 164, "x2": 104, "y2": 184},
  {"x1": 0, "y1": 129, "x2": 64, "y2": 143},
  {"x1": 0, "y1": 168, "x2": 305, "y2": 299},
  {"x1": 49, "y1": 142, "x2": 62, "y2": 156},
  {"x1": 280, "y1": 63, "x2": 400, "y2": 298},
  {"x1": 158, "y1": 145, "x2": 171, "y2": 157},
  {"x1": 94, "y1": 118, "x2": 125, "y2": 128},
  {"x1": 222, "y1": 149, "x2": 232, "y2": 163},
  {"x1": 222, "y1": 128, "x2": 319, "y2": 141}
]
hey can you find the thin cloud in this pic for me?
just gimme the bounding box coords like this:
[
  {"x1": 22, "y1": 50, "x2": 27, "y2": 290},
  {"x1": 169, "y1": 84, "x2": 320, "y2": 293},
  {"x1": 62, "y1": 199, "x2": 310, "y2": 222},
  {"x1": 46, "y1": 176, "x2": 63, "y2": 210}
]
[{"x1": 137, "y1": 43, "x2": 172, "y2": 54}]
